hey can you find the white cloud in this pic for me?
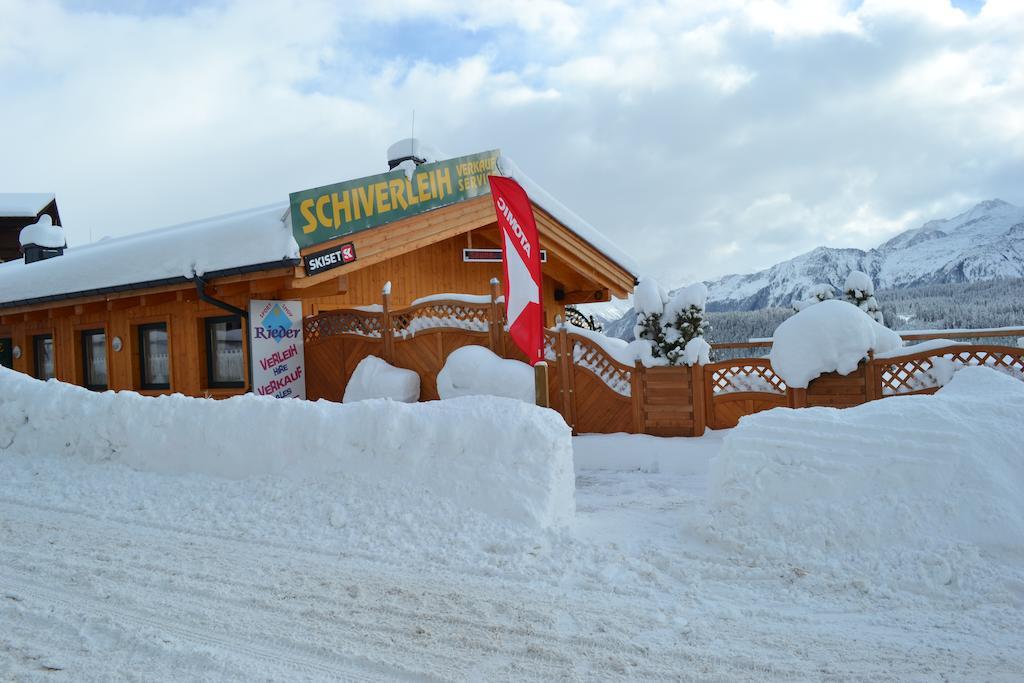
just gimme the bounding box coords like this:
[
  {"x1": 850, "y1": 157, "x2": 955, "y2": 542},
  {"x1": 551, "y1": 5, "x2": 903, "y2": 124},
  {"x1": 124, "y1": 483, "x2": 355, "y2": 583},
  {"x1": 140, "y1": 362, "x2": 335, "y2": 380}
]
[{"x1": 0, "y1": 0, "x2": 1021, "y2": 287}]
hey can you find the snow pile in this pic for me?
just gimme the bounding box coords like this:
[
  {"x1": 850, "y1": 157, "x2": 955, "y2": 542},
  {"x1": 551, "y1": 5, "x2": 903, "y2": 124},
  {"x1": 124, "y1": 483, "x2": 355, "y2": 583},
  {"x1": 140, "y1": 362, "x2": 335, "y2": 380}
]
[
  {"x1": 18, "y1": 214, "x2": 65, "y2": 248},
  {"x1": 770, "y1": 299, "x2": 902, "y2": 388},
  {"x1": 0, "y1": 192, "x2": 54, "y2": 217},
  {"x1": 708, "y1": 367, "x2": 1024, "y2": 591},
  {"x1": 437, "y1": 345, "x2": 534, "y2": 402},
  {"x1": 0, "y1": 367, "x2": 573, "y2": 529},
  {"x1": 386, "y1": 138, "x2": 444, "y2": 165},
  {"x1": 342, "y1": 355, "x2": 420, "y2": 403}
]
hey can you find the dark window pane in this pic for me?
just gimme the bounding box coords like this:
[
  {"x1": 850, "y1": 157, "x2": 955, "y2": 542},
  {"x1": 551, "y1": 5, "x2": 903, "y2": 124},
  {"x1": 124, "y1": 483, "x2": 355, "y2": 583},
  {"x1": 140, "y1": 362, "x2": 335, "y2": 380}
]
[
  {"x1": 34, "y1": 335, "x2": 54, "y2": 380},
  {"x1": 139, "y1": 324, "x2": 169, "y2": 388},
  {"x1": 207, "y1": 317, "x2": 244, "y2": 386},
  {"x1": 0, "y1": 338, "x2": 11, "y2": 369},
  {"x1": 83, "y1": 331, "x2": 107, "y2": 389}
]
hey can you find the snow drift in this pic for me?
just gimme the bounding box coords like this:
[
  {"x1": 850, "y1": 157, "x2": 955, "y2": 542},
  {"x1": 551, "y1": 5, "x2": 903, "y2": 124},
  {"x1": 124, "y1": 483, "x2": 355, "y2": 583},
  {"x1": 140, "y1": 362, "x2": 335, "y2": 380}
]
[
  {"x1": 709, "y1": 367, "x2": 1024, "y2": 592},
  {"x1": 0, "y1": 368, "x2": 574, "y2": 529},
  {"x1": 343, "y1": 355, "x2": 420, "y2": 403},
  {"x1": 437, "y1": 345, "x2": 534, "y2": 402},
  {"x1": 770, "y1": 299, "x2": 902, "y2": 388}
]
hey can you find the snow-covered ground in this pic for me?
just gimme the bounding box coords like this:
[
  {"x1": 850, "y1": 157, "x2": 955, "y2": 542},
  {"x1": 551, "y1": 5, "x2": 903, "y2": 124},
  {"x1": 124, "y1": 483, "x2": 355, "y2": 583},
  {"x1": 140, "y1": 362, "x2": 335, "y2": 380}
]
[{"x1": 2, "y1": 372, "x2": 1023, "y2": 680}]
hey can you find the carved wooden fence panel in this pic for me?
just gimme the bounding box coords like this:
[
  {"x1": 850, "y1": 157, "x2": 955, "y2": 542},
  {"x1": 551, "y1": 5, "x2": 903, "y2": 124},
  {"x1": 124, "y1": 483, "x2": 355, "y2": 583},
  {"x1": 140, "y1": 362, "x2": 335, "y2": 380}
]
[
  {"x1": 869, "y1": 344, "x2": 1024, "y2": 398},
  {"x1": 703, "y1": 358, "x2": 786, "y2": 430}
]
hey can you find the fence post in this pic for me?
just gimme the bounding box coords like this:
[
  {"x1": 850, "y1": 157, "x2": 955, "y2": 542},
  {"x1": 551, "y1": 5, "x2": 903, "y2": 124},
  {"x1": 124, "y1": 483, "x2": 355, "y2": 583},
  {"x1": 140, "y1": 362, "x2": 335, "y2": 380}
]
[
  {"x1": 690, "y1": 363, "x2": 706, "y2": 437},
  {"x1": 788, "y1": 387, "x2": 807, "y2": 409},
  {"x1": 489, "y1": 277, "x2": 505, "y2": 357},
  {"x1": 557, "y1": 323, "x2": 576, "y2": 430},
  {"x1": 631, "y1": 361, "x2": 645, "y2": 434},
  {"x1": 534, "y1": 362, "x2": 550, "y2": 408},
  {"x1": 864, "y1": 353, "x2": 879, "y2": 402},
  {"x1": 381, "y1": 281, "x2": 394, "y2": 363}
]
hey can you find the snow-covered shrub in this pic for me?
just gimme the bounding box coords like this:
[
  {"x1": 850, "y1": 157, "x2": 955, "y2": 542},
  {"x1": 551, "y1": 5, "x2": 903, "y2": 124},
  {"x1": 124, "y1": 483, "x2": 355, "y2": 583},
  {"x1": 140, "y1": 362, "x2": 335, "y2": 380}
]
[
  {"x1": 343, "y1": 355, "x2": 420, "y2": 403},
  {"x1": 844, "y1": 270, "x2": 885, "y2": 324},
  {"x1": 436, "y1": 345, "x2": 534, "y2": 402},
  {"x1": 769, "y1": 299, "x2": 903, "y2": 388},
  {"x1": 792, "y1": 283, "x2": 835, "y2": 313},
  {"x1": 632, "y1": 278, "x2": 710, "y2": 366}
]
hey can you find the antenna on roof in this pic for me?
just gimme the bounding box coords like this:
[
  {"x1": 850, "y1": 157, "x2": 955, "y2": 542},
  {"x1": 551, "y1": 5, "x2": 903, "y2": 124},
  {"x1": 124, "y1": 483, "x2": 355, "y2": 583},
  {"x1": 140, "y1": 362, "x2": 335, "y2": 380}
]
[{"x1": 410, "y1": 109, "x2": 415, "y2": 153}]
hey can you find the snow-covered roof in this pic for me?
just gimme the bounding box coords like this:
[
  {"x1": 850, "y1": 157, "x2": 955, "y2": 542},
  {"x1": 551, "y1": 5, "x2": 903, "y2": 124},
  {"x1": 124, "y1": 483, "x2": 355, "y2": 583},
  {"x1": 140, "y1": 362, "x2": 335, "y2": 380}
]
[
  {"x1": 0, "y1": 193, "x2": 55, "y2": 217},
  {"x1": 0, "y1": 149, "x2": 637, "y2": 309},
  {"x1": 497, "y1": 156, "x2": 639, "y2": 277},
  {"x1": 0, "y1": 203, "x2": 299, "y2": 308}
]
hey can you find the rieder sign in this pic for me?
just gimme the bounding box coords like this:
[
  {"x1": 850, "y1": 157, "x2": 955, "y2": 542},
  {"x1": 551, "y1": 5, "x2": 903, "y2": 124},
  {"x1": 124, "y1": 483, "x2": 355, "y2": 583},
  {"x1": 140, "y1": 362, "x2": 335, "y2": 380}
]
[{"x1": 249, "y1": 300, "x2": 306, "y2": 399}]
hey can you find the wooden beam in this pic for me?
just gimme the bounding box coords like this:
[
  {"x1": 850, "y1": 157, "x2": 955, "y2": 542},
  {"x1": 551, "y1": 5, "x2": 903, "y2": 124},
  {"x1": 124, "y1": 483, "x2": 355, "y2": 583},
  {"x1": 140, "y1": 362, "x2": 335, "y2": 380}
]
[{"x1": 560, "y1": 289, "x2": 609, "y2": 305}]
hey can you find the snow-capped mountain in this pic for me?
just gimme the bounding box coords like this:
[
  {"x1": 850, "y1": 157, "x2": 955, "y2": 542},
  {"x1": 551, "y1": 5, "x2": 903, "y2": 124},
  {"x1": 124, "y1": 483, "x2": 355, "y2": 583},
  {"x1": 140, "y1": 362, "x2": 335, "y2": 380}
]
[{"x1": 706, "y1": 199, "x2": 1024, "y2": 311}]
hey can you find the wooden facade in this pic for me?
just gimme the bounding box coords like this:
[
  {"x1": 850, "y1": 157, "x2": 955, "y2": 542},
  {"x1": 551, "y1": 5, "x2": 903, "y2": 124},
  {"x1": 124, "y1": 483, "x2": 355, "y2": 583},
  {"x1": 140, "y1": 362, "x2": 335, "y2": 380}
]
[{"x1": 0, "y1": 195, "x2": 635, "y2": 399}]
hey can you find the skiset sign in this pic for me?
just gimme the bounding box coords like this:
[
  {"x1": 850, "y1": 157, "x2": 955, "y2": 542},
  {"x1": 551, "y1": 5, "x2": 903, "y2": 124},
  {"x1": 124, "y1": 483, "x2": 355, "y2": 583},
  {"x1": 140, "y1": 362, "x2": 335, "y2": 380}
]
[
  {"x1": 488, "y1": 176, "x2": 544, "y2": 366},
  {"x1": 249, "y1": 300, "x2": 306, "y2": 399},
  {"x1": 289, "y1": 149, "x2": 501, "y2": 250}
]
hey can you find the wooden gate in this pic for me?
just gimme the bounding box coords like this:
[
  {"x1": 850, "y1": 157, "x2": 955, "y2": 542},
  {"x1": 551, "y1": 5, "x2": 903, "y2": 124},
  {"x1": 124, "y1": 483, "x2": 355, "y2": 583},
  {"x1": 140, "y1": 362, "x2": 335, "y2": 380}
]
[{"x1": 703, "y1": 358, "x2": 787, "y2": 430}]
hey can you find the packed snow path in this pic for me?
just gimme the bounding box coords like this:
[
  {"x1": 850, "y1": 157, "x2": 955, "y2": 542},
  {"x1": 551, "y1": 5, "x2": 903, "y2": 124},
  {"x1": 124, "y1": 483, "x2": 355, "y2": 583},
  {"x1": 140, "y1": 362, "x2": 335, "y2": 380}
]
[{"x1": 3, "y1": 433, "x2": 1022, "y2": 680}]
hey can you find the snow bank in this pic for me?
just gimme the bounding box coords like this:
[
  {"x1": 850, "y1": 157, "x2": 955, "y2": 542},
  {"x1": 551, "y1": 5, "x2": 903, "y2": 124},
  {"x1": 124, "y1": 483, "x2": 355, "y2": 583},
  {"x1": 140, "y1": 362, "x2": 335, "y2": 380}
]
[
  {"x1": 0, "y1": 368, "x2": 573, "y2": 529},
  {"x1": 770, "y1": 299, "x2": 902, "y2": 388},
  {"x1": 342, "y1": 355, "x2": 420, "y2": 403},
  {"x1": 709, "y1": 367, "x2": 1024, "y2": 592},
  {"x1": 437, "y1": 345, "x2": 534, "y2": 402}
]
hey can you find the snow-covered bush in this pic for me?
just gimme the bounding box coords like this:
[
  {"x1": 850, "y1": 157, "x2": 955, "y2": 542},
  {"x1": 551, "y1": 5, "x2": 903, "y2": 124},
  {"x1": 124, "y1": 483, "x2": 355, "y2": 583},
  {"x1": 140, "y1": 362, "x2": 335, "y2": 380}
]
[
  {"x1": 792, "y1": 283, "x2": 835, "y2": 313},
  {"x1": 436, "y1": 345, "x2": 534, "y2": 402},
  {"x1": 769, "y1": 299, "x2": 903, "y2": 388},
  {"x1": 844, "y1": 270, "x2": 884, "y2": 324},
  {"x1": 343, "y1": 355, "x2": 420, "y2": 403},
  {"x1": 632, "y1": 277, "x2": 710, "y2": 366}
]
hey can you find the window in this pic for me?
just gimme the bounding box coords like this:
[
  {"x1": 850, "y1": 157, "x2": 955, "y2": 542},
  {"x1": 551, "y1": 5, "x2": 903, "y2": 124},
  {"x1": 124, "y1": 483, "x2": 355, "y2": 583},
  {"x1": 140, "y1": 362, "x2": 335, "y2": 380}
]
[
  {"x1": 0, "y1": 338, "x2": 12, "y2": 369},
  {"x1": 33, "y1": 333, "x2": 54, "y2": 380},
  {"x1": 81, "y1": 329, "x2": 108, "y2": 390},
  {"x1": 204, "y1": 316, "x2": 245, "y2": 388},
  {"x1": 138, "y1": 323, "x2": 170, "y2": 390}
]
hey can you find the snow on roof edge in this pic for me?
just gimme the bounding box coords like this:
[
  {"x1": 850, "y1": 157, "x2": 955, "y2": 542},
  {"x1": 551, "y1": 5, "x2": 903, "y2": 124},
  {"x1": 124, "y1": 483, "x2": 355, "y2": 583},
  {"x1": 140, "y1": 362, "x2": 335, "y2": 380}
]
[
  {"x1": 497, "y1": 156, "x2": 640, "y2": 278},
  {"x1": 0, "y1": 192, "x2": 55, "y2": 217}
]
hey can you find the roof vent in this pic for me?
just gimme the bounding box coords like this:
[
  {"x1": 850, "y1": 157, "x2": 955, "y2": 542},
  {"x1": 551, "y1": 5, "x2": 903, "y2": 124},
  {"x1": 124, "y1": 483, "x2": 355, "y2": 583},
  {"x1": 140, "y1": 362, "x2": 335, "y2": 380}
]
[
  {"x1": 20, "y1": 214, "x2": 66, "y2": 264},
  {"x1": 386, "y1": 138, "x2": 443, "y2": 170}
]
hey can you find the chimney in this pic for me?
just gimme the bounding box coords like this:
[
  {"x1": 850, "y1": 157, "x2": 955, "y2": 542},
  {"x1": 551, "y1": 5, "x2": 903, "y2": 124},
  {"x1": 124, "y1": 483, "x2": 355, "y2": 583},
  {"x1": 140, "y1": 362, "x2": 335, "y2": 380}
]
[{"x1": 20, "y1": 214, "x2": 66, "y2": 264}]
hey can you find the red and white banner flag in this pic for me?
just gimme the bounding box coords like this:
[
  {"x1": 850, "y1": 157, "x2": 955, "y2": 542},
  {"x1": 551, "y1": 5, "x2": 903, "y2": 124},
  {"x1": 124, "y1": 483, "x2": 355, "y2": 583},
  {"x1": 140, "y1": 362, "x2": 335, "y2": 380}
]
[{"x1": 488, "y1": 176, "x2": 544, "y2": 365}]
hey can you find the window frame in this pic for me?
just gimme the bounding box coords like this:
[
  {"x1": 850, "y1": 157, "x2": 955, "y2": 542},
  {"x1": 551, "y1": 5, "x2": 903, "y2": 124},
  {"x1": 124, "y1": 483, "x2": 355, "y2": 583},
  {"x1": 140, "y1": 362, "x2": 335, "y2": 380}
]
[
  {"x1": 33, "y1": 333, "x2": 55, "y2": 380},
  {"x1": 137, "y1": 322, "x2": 171, "y2": 390},
  {"x1": 203, "y1": 315, "x2": 246, "y2": 389},
  {"x1": 80, "y1": 328, "x2": 108, "y2": 391}
]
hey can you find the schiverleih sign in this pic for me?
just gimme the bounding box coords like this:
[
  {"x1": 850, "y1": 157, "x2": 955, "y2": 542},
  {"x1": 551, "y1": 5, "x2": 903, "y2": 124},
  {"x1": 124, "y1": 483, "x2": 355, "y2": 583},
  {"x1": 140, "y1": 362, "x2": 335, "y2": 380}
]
[{"x1": 289, "y1": 149, "x2": 500, "y2": 250}]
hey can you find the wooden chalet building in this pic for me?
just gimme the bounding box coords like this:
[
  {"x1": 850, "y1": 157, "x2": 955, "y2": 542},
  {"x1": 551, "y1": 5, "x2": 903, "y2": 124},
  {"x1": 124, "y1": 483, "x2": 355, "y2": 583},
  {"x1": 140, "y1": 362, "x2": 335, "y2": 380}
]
[{"x1": 0, "y1": 145, "x2": 637, "y2": 399}]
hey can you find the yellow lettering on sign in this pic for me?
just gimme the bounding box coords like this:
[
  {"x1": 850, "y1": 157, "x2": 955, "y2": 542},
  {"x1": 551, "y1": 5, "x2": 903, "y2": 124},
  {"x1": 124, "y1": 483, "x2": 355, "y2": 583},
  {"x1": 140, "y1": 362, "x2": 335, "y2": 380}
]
[
  {"x1": 375, "y1": 181, "x2": 390, "y2": 214},
  {"x1": 389, "y1": 179, "x2": 407, "y2": 210},
  {"x1": 300, "y1": 199, "x2": 317, "y2": 234},
  {"x1": 355, "y1": 185, "x2": 374, "y2": 219},
  {"x1": 405, "y1": 177, "x2": 419, "y2": 205},
  {"x1": 331, "y1": 191, "x2": 351, "y2": 229},
  {"x1": 436, "y1": 167, "x2": 452, "y2": 199},
  {"x1": 417, "y1": 173, "x2": 431, "y2": 202},
  {"x1": 316, "y1": 195, "x2": 332, "y2": 228}
]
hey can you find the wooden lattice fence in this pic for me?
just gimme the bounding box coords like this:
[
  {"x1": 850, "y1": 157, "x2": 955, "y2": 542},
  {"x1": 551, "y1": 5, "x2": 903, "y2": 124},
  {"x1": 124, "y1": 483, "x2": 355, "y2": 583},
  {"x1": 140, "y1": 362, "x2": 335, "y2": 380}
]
[{"x1": 304, "y1": 286, "x2": 1024, "y2": 435}]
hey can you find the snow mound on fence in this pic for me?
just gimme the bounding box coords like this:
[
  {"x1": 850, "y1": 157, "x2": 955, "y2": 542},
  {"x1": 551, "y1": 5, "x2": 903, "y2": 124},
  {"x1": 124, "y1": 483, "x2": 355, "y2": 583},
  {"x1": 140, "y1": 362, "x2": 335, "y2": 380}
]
[
  {"x1": 437, "y1": 345, "x2": 534, "y2": 402},
  {"x1": 708, "y1": 367, "x2": 1024, "y2": 593},
  {"x1": 770, "y1": 299, "x2": 902, "y2": 388},
  {"x1": 343, "y1": 355, "x2": 420, "y2": 403},
  {"x1": 0, "y1": 368, "x2": 573, "y2": 529}
]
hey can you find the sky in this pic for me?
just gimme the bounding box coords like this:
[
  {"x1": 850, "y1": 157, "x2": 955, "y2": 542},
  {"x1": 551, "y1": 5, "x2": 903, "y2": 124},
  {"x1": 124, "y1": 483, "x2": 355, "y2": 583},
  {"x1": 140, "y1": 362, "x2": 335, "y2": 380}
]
[{"x1": 1, "y1": 0, "x2": 1022, "y2": 286}]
